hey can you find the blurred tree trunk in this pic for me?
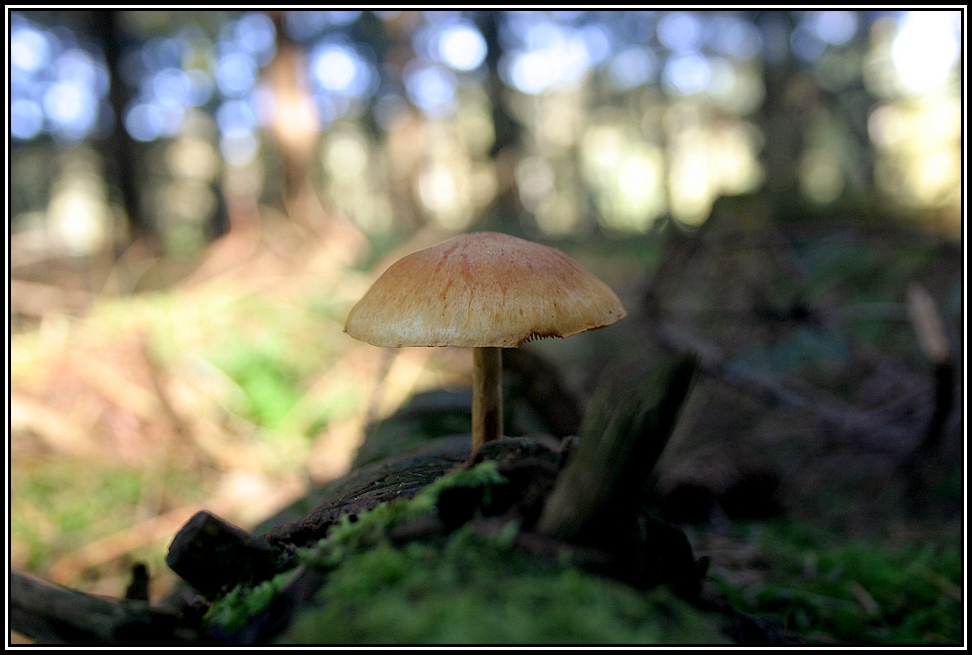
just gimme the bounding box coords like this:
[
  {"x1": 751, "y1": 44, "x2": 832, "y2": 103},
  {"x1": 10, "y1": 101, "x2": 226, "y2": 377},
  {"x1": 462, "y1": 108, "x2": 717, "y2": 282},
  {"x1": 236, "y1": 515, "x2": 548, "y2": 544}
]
[
  {"x1": 264, "y1": 14, "x2": 320, "y2": 207},
  {"x1": 754, "y1": 10, "x2": 879, "y2": 220},
  {"x1": 755, "y1": 12, "x2": 804, "y2": 217},
  {"x1": 89, "y1": 10, "x2": 152, "y2": 248},
  {"x1": 480, "y1": 11, "x2": 521, "y2": 159},
  {"x1": 478, "y1": 11, "x2": 526, "y2": 232}
]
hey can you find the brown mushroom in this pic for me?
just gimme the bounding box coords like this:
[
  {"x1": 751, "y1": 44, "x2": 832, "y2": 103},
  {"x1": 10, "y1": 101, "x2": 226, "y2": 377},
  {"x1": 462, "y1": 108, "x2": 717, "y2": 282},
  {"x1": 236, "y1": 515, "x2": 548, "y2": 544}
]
[{"x1": 345, "y1": 231, "x2": 627, "y2": 450}]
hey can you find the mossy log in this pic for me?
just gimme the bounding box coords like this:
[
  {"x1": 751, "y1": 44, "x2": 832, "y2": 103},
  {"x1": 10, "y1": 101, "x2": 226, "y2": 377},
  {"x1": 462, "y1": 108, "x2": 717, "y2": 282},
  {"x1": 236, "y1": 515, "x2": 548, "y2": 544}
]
[{"x1": 12, "y1": 354, "x2": 787, "y2": 645}]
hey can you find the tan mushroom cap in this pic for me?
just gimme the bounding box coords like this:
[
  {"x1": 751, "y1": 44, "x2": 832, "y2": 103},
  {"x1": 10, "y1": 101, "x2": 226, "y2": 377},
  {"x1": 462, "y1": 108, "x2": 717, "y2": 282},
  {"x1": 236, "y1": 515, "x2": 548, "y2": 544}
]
[{"x1": 345, "y1": 232, "x2": 627, "y2": 348}]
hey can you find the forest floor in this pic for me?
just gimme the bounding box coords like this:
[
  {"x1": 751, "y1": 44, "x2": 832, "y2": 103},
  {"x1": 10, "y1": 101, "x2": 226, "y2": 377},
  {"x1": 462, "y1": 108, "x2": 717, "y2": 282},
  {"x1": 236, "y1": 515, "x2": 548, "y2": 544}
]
[{"x1": 9, "y1": 206, "x2": 965, "y2": 645}]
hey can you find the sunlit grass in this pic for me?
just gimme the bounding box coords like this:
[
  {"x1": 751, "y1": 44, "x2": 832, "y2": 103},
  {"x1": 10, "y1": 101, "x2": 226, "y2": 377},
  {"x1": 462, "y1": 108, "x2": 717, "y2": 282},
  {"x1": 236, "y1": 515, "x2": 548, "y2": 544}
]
[
  {"x1": 8, "y1": 223, "x2": 462, "y2": 599},
  {"x1": 11, "y1": 463, "x2": 146, "y2": 571}
]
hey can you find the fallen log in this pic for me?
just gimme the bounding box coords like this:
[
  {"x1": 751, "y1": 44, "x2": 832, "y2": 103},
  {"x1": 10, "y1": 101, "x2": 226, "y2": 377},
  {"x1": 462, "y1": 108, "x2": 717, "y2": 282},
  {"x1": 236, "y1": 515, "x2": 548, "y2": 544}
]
[{"x1": 10, "y1": 570, "x2": 198, "y2": 646}]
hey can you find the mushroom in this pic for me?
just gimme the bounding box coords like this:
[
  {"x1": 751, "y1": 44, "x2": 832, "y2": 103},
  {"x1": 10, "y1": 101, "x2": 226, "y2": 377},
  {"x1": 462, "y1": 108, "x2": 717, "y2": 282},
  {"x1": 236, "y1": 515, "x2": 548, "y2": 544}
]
[{"x1": 345, "y1": 231, "x2": 627, "y2": 451}]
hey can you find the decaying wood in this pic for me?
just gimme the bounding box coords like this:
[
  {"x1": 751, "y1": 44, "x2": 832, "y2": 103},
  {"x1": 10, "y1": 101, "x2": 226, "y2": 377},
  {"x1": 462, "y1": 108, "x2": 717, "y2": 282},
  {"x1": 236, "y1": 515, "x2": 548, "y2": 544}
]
[
  {"x1": 262, "y1": 434, "x2": 470, "y2": 551},
  {"x1": 125, "y1": 562, "x2": 150, "y2": 601},
  {"x1": 10, "y1": 570, "x2": 197, "y2": 645},
  {"x1": 166, "y1": 510, "x2": 277, "y2": 601},
  {"x1": 537, "y1": 355, "x2": 698, "y2": 547}
]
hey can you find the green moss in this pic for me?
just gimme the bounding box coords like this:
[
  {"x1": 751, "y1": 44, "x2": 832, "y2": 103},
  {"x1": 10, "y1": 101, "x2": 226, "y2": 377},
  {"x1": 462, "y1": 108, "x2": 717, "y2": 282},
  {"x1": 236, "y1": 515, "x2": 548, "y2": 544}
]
[
  {"x1": 284, "y1": 529, "x2": 728, "y2": 644},
  {"x1": 207, "y1": 461, "x2": 727, "y2": 644},
  {"x1": 204, "y1": 569, "x2": 299, "y2": 631},
  {"x1": 205, "y1": 462, "x2": 509, "y2": 633},
  {"x1": 711, "y1": 521, "x2": 963, "y2": 645},
  {"x1": 300, "y1": 460, "x2": 509, "y2": 570}
]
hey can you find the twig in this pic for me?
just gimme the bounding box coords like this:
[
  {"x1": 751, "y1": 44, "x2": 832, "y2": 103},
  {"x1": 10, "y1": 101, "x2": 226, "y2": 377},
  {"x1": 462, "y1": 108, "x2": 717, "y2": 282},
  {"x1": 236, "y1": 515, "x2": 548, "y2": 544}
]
[
  {"x1": 905, "y1": 282, "x2": 955, "y2": 456},
  {"x1": 10, "y1": 570, "x2": 196, "y2": 645},
  {"x1": 165, "y1": 511, "x2": 278, "y2": 601},
  {"x1": 655, "y1": 324, "x2": 916, "y2": 453}
]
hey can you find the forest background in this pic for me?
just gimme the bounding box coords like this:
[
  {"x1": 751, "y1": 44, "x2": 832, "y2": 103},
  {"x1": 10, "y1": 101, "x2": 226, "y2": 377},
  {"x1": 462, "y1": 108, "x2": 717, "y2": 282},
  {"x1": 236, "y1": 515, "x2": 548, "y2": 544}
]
[{"x1": 7, "y1": 9, "x2": 965, "y2": 645}]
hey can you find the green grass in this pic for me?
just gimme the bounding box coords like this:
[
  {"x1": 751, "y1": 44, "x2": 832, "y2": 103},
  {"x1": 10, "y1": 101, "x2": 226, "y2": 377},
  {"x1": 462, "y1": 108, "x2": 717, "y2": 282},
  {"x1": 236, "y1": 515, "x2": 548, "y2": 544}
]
[
  {"x1": 711, "y1": 520, "x2": 962, "y2": 645},
  {"x1": 11, "y1": 463, "x2": 144, "y2": 570},
  {"x1": 9, "y1": 461, "x2": 202, "y2": 591},
  {"x1": 211, "y1": 336, "x2": 304, "y2": 430},
  {"x1": 10, "y1": 265, "x2": 375, "y2": 593}
]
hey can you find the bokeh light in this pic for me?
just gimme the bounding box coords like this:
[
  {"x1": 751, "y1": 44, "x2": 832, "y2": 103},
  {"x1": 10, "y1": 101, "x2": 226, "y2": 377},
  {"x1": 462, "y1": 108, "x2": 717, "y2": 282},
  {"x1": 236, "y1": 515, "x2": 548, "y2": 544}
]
[
  {"x1": 9, "y1": 9, "x2": 963, "y2": 252},
  {"x1": 436, "y1": 21, "x2": 488, "y2": 71},
  {"x1": 11, "y1": 16, "x2": 112, "y2": 143},
  {"x1": 609, "y1": 46, "x2": 657, "y2": 90},
  {"x1": 891, "y1": 10, "x2": 960, "y2": 95},
  {"x1": 500, "y1": 14, "x2": 597, "y2": 95},
  {"x1": 404, "y1": 61, "x2": 457, "y2": 117},
  {"x1": 663, "y1": 53, "x2": 712, "y2": 95},
  {"x1": 234, "y1": 11, "x2": 276, "y2": 65},
  {"x1": 657, "y1": 12, "x2": 705, "y2": 52},
  {"x1": 215, "y1": 51, "x2": 258, "y2": 97},
  {"x1": 705, "y1": 14, "x2": 762, "y2": 60},
  {"x1": 46, "y1": 148, "x2": 112, "y2": 255},
  {"x1": 812, "y1": 10, "x2": 858, "y2": 46},
  {"x1": 11, "y1": 99, "x2": 46, "y2": 140},
  {"x1": 11, "y1": 22, "x2": 52, "y2": 72},
  {"x1": 312, "y1": 45, "x2": 361, "y2": 94}
]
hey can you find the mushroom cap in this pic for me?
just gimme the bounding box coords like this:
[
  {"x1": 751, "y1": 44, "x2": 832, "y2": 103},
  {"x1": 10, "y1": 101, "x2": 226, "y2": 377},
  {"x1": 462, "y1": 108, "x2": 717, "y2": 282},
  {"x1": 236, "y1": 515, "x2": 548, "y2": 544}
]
[{"x1": 345, "y1": 232, "x2": 627, "y2": 348}]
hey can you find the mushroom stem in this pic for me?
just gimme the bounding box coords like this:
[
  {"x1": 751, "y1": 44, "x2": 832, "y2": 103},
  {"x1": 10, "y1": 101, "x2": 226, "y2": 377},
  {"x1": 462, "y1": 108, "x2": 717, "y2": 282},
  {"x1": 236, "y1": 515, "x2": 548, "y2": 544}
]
[{"x1": 472, "y1": 346, "x2": 503, "y2": 450}]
